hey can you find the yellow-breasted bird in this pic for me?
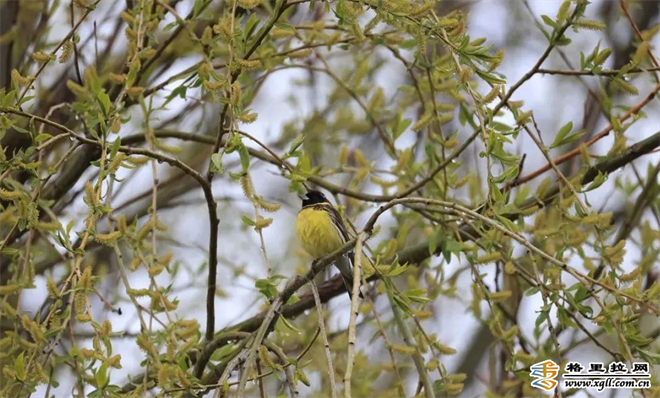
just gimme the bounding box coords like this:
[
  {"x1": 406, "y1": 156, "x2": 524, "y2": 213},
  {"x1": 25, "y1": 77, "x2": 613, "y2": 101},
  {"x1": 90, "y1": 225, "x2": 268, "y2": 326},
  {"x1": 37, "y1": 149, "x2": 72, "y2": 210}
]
[{"x1": 296, "y1": 190, "x2": 363, "y2": 299}]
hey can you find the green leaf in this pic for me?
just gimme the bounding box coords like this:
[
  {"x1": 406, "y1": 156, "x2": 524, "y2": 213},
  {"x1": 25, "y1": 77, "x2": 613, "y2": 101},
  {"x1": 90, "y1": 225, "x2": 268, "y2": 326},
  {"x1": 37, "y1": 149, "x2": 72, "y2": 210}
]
[
  {"x1": 287, "y1": 135, "x2": 305, "y2": 157},
  {"x1": 556, "y1": 306, "x2": 577, "y2": 328},
  {"x1": 110, "y1": 138, "x2": 121, "y2": 158},
  {"x1": 255, "y1": 278, "x2": 278, "y2": 299},
  {"x1": 550, "y1": 121, "x2": 572, "y2": 148},
  {"x1": 584, "y1": 170, "x2": 607, "y2": 192},
  {"x1": 296, "y1": 368, "x2": 311, "y2": 387},
  {"x1": 241, "y1": 215, "x2": 256, "y2": 226},
  {"x1": 274, "y1": 22, "x2": 295, "y2": 31},
  {"x1": 34, "y1": 133, "x2": 52, "y2": 143},
  {"x1": 393, "y1": 118, "x2": 412, "y2": 140},
  {"x1": 489, "y1": 180, "x2": 504, "y2": 203},
  {"x1": 550, "y1": 122, "x2": 584, "y2": 149},
  {"x1": 244, "y1": 13, "x2": 259, "y2": 39},
  {"x1": 164, "y1": 85, "x2": 187, "y2": 106},
  {"x1": 1, "y1": 89, "x2": 16, "y2": 108},
  {"x1": 211, "y1": 153, "x2": 223, "y2": 173},
  {"x1": 492, "y1": 165, "x2": 519, "y2": 183},
  {"x1": 405, "y1": 288, "x2": 431, "y2": 303},
  {"x1": 386, "y1": 263, "x2": 408, "y2": 277},
  {"x1": 96, "y1": 90, "x2": 112, "y2": 115},
  {"x1": 238, "y1": 145, "x2": 250, "y2": 171},
  {"x1": 573, "y1": 201, "x2": 587, "y2": 217},
  {"x1": 276, "y1": 315, "x2": 301, "y2": 333},
  {"x1": 15, "y1": 352, "x2": 25, "y2": 381},
  {"x1": 428, "y1": 232, "x2": 438, "y2": 257},
  {"x1": 193, "y1": 0, "x2": 206, "y2": 17},
  {"x1": 474, "y1": 69, "x2": 506, "y2": 84},
  {"x1": 495, "y1": 214, "x2": 518, "y2": 233},
  {"x1": 627, "y1": 333, "x2": 653, "y2": 347},
  {"x1": 639, "y1": 349, "x2": 660, "y2": 364},
  {"x1": 95, "y1": 363, "x2": 109, "y2": 388},
  {"x1": 541, "y1": 15, "x2": 556, "y2": 28}
]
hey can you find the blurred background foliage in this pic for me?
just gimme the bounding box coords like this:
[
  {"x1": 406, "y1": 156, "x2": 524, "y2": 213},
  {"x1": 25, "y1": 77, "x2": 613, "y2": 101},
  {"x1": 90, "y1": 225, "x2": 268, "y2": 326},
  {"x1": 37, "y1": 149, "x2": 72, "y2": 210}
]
[{"x1": 1, "y1": 0, "x2": 660, "y2": 397}]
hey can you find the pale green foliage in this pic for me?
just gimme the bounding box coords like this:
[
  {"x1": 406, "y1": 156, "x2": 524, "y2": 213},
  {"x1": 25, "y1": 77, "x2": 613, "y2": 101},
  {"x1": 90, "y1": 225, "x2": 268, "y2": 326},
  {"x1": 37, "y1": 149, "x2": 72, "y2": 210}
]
[{"x1": 0, "y1": 0, "x2": 659, "y2": 397}]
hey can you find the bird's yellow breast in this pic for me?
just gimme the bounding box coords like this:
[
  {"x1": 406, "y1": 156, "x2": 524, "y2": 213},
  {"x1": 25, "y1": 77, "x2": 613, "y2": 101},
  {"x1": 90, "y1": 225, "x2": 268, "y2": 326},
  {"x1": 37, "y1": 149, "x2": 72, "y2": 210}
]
[{"x1": 296, "y1": 206, "x2": 345, "y2": 259}]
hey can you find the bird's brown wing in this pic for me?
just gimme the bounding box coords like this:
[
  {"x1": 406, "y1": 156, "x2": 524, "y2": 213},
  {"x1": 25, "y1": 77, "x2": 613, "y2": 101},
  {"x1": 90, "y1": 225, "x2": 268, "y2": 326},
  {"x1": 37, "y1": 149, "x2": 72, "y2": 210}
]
[
  {"x1": 316, "y1": 204, "x2": 363, "y2": 298},
  {"x1": 317, "y1": 203, "x2": 350, "y2": 242}
]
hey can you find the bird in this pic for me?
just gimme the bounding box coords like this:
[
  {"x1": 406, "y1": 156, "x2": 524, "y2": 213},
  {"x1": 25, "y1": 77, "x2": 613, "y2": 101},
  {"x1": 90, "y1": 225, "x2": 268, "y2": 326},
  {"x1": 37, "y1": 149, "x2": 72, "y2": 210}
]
[{"x1": 295, "y1": 190, "x2": 364, "y2": 299}]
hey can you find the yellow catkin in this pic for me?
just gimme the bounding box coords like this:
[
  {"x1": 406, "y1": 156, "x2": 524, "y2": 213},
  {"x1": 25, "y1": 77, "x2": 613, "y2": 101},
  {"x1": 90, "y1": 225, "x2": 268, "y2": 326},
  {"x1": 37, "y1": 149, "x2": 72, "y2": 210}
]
[
  {"x1": 236, "y1": 58, "x2": 261, "y2": 69},
  {"x1": 240, "y1": 175, "x2": 254, "y2": 199},
  {"x1": 107, "y1": 354, "x2": 122, "y2": 368},
  {"x1": 136, "y1": 217, "x2": 155, "y2": 240},
  {"x1": 434, "y1": 342, "x2": 457, "y2": 355},
  {"x1": 271, "y1": 28, "x2": 295, "y2": 38},
  {"x1": 593, "y1": 48, "x2": 612, "y2": 66},
  {"x1": 203, "y1": 80, "x2": 221, "y2": 91},
  {"x1": 612, "y1": 78, "x2": 639, "y2": 96},
  {"x1": 32, "y1": 51, "x2": 53, "y2": 63},
  {"x1": 501, "y1": 325, "x2": 519, "y2": 340},
  {"x1": 445, "y1": 383, "x2": 464, "y2": 394},
  {"x1": 238, "y1": 0, "x2": 262, "y2": 9},
  {"x1": 287, "y1": 49, "x2": 311, "y2": 59},
  {"x1": 574, "y1": 19, "x2": 606, "y2": 31},
  {"x1": 259, "y1": 346, "x2": 276, "y2": 368},
  {"x1": 116, "y1": 216, "x2": 127, "y2": 234},
  {"x1": 474, "y1": 252, "x2": 502, "y2": 264},
  {"x1": 128, "y1": 257, "x2": 142, "y2": 271},
  {"x1": 148, "y1": 264, "x2": 164, "y2": 277},
  {"x1": 256, "y1": 196, "x2": 281, "y2": 212},
  {"x1": 120, "y1": 11, "x2": 135, "y2": 24},
  {"x1": 74, "y1": 292, "x2": 87, "y2": 314},
  {"x1": 391, "y1": 344, "x2": 417, "y2": 355},
  {"x1": 0, "y1": 189, "x2": 22, "y2": 201},
  {"x1": 126, "y1": 86, "x2": 145, "y2": 98},
  {"x1": 21, "y1": 315, "x2": 45, "y2": 343},
  {"x1": 126, "y1": 156, "x2": 149, "y2": 165},
  {"x1": 489, "y1": 290, "x2": 512, "y2": 302},
  {"x1": 238, "y1": 112, "x2": 258, "y2": 124},
  {"x1": 109, "y1": 73, "x2": 126, "y2": 84},
  {"x1": 80, "y1": 348, "x2": 96, "y2": 359},
  {"x1": 46, "y1": 277, "x2": 59, "y2": 299},
  {"x1": 1, "y1": 301, "x2": 18, "y2": 317},
  {"x1": 107, "y1": 153, "x2": 127, "y2": 174},
  {"x1": 10, "y1": 69, "x2": 25, "y2": 85},
  {"x1": 59, "y1": 41, "x2": 73, "y2": 63},
  {"x1": 158, "y1": 252, "x2": 173, "y2": 266},
  {"x1": 79, "y1": 266, "x2": 93, "y2": 290},
  {"x1": 482, "y1": 86, "x2": 501, "y2": 104},
  {"x1": 76, "y1": 313, "x2": 92, "y2": 323},
  {"x1": 230, "y1": 81, "x2": 242, "y2": 105},
  {"x1": 95, "y1": 230, "x2": 122, "y2": 245},
  {"x1": 254, "y1": 217, "x2": 273, "y2": 231},
  {"x1": 458, "y1": 66, "x2": 473, "y2": 83},
  {"x1": 556, "y1": 0, "x2": 571, "y2": 21},
  {"x1": 446, "y1": 374, "x2": 467, "y2": 383},
  {"x1": 85, "y1": 182, "x2": 97, "y2": 207},
  {"x1": 36, "y1": 221, "x2": 60, "y2": 231}
]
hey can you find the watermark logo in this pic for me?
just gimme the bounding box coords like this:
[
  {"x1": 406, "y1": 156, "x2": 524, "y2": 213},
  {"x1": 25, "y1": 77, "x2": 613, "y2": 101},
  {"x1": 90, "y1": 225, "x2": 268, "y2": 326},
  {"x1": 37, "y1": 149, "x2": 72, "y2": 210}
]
[
  {"x1": 530, "y1": 360, "x2": 651, "y2": 392},
  {"x1": 530, "y1": 359, "x2": 560, "y2": 391}
]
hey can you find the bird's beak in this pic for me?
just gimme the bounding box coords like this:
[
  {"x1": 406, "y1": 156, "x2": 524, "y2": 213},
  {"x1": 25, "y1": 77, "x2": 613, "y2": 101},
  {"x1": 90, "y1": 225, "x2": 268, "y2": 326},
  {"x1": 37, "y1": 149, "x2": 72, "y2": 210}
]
[{"x1": 298, "y1": 193, "x2": 309, "y2": 201}]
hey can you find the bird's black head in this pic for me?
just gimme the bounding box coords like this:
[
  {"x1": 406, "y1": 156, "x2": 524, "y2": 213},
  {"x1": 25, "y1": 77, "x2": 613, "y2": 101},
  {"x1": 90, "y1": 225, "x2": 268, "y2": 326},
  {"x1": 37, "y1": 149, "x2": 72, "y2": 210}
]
[{"x1": 300, "y1": 190, "x2": 329, "y2": 207}]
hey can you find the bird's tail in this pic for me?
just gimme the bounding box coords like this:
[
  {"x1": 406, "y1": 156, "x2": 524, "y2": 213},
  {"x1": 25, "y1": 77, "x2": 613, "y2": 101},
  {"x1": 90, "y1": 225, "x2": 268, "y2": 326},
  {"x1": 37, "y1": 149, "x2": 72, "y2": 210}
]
[{"x1": 335, "y1": 253, "x2": 364, "y2": 300}]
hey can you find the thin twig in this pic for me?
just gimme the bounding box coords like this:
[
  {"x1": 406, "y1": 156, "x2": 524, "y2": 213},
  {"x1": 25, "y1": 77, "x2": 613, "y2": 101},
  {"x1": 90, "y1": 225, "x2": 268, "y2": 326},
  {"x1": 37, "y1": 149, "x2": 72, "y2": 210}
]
[
  {"x1": 311, "y1": 281, "x2": 338, "y2": 398},
  {"x1": 343, "y1": 232, "x2": 366, "y2": 398}
]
